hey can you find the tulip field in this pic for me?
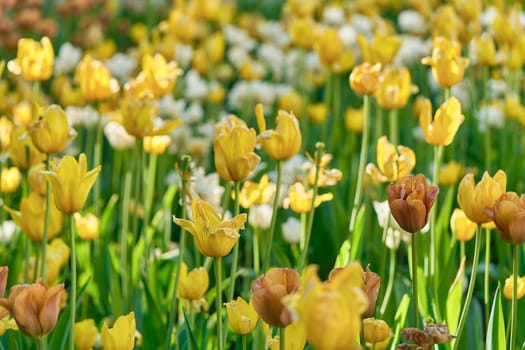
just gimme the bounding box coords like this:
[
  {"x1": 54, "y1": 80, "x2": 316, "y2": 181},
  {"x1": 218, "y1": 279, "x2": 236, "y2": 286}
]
[{"x1": 2, "y1": 0, "x2": 525, "y2": 349}]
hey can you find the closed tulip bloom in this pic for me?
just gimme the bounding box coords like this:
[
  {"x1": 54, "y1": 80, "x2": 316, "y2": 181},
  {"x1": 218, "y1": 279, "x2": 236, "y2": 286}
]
[
  {"x1": 344, "y1": 107, "x2": 364, "y2": 133},
  {"x1": 503, "y1": 275, "x2": 525, "y2": 300},
  {"x1": 457, "y1": 170, "x2": 507, "y2": 224},
  {"x1": 472, "y1": 34, "x2": 497, "y2": 66},
  {"x1": 375, "y1": 67, "x2": 413, "y2": 110},
  {"x1": 121, "y1": 96, "x2": 181, "y2": 138},
  {"x1": 388, "y1": 174, "x2": 439, "y2": 233},
  {"x1": 251, "y1": 267, "x2": 300, "y2": 328},
  {"x1": 239, "y1": 174, "x2": 275, "y2": 209},
  {"x1": 256, "y1": 104, "x2": 302, "y2": 161},
  {"x1": 419, "y1": 97, "x2": 464, "y2": 146},
  {"x1": 363, "y1": 318, "x2": 393, "y2": 348},
  {"x1": 0, "y1": 116, "x2": 13, "y2": 154},
  {"x1": 421, "y1": 37, "x2": 469, "y2": 87},
  {"x1": 308, "y1": 103, "x2": 328, "y2": 124},
  {"x1": 29, "y1": 104, "x2": 76, "y2": 154},
  {"x1": 173, "y1": 197, "x2": 246, "y2": 257},
  {"x1": 135, "y1": 54, "x2": 182, "y2": 98},
  {"x1": 44, "y1": 153, "x2": 101, "y2": 214},
  {"x1": 7, "y1": 37, "x2": 54, "y2": 81},
  {"x1": 177, "y1": 262, "x2": 209, "y2": 300},
  {"x1": 101, "y1": 312, "x2": 136, "y2": 350},
  {"x1": 314, "y1": 27, "x2": 344, "y2": 66},
  {"x1": 28, "y1": 163, "x2": 47, "y2": 195},
  {"x1": 5, "y1": 191, "x2": 63, "y2": 243},
  {"x1": 265, "y1": 321, "x2": 307, "y2": 350},
  {"x1": 9, "y1": 127, "x2": 46, "y2": 169},
  {"x1": 225, "y1": 297, "x2": 259, "y2": 335},
  {"x1": 366, "y1": 136, "x2": 416, "y2": 183},
  {"x1": 205, "y1": 33, "x2": 225, "y2": 64},
  {"x1": 362, "y1": 266, "x2": 381, "y2": 317},
  {"x1": 74, "y1": 213, "x2": 100, "y2": 240},
  {"x1": 349, "y1": 62, "x2": 382, "y2": 95},
  {"x1": 74, "y1": 319, "x2": 98, "y2": 350},
  {"x1": 289, "y1": 18, "x2": 316, "y2": 50},
  {"x1": 0, "y1": 279, "x2": 64, "y2": 338},
  {"x1": 0, "y1": 167, "x2": 22, "y2": 194},
  {"x1": 357, "y1": 33, "x2": 401, "y2": 66},
  {"x1": 284, "y1": 182, "x2": 333, "y2": 214},
  {"x1": 293, "y1": 264, "x2": 368, "y2": 350},
  {"x1": 214, "y1": 115, "x2": 260, "y2": 182},
  {"x1": 75, "y1": 55, "x2": 119, "y2": 101},
  {"x1": 484, "y1": 192, "x2": 525, "y2": 244},
  {"x1": 143, "y1": 135, "x2": 171, "y2": 155},
  {"x1": 439, "y1": 161, "x2": 462, "y2": 186},
  {"x1": 450, "y1": 208, "x2": 477, "y2": 242}
]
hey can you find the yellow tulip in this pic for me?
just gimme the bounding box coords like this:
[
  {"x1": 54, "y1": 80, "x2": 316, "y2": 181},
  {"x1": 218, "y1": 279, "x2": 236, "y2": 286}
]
[
  {"x1": 344, "y1": 107, "x2": 364, "y2": 133},
  {"x1": 143, "y1": 135, "x2": 171, "y2": 155},
  {"x1": 505, "y1": 94, "x2": 521, "y2": 120},
  {"x1": 29, "y1": 105, "x2": 76, "y2": 154},
  {"x1": 7, "y1": 37, "x2": 54, "y2": 81},
  {"x1": 173, "y1": 197, "x2": 247, "y2": 257},
  {"x1": 9, "y1": 127, "x2": 46, "y2": 169},
  {"x1": 238, "y1": 174, "x2": 275, "y2": 209},
  {"x1": 75, "y1": 55, "x2": 119, "y2": 101},
  {"x1": 357, "y1": 33, "x2": 401, "y2": 66},
  {"x1": 439, "y1": 161, "x2": 462, "y2": 186},
  {"x1": 503, "y1": 275, "x2": 525, "y2": 300},
  {"x1": 492, "y1": 9, "x2": 518, "y2": 46},
  {"x1": 421, "y1": 37, "x2": 469, "y2": 87},
  {"x1": 74, "y1": 213, "x2": 100, "y2": 240},
  {"x1": 13, "y1": 100, "x2": 36, "y2": 127},
  {"x1": 284, "y1": 182, "x2": 333, "y2": 214},
  {"x1": 286, "y1": 0, "x2": 317, "y2": 18},
  {"x1": 431, "y1": 5, "x2": 461, "y2": 41},
  {"x1": 457, "y1": 170, "x2": 507, "y2": 224},
  {"x1": 214, "y1": 115, "x2": 260, "y2": 182},
  {"x1": 0, "y1": 167, "x2": 22, "y2": 194},
  {"x1": 419, "y1": 97, "x2": 464, "y2": 146},
  {"x1": 205, "y1": 32, "x2": 225, "y2": 64},
  {"x1": 485, "y1": 192, "x2": 525, "y2": 244},
  {"x1": 256, "y1": 104, "x2": 302, "y2": 161},
  {"x1": 289, "y1": 18, "x2": 316, "y2": 50},
  {"x1": 349, "y1": 62, "x2": 382, "y2": 95},
  {"x1": 363, "y1": 318, "x2": 392, "y2": 348},
  {"x1": 101, "y1": 312, "x2": 136, "y2": 350},
  {"x1": 5, "y1": 191, "x2": 63, "y2": 243},
  {"x1": 374, "y1": 67, "x2": 413, "y2": 110},
  {"x1": 135, "y1": 53, "x2": 182, "y2": 98},
  {"x1": 0, "y1": 61, "x2": 4, "y2": 77},
  {"x1": 306, "y1": 153, "x2": 342, "y2": 187},
  {"x1": 450, "y1": 208, "x2": 477, "y2": 242},
  {"x1": 472, "y1": 34, "x2": 497, "y2": 67},
  {"x1": 265, "y1": 321, "x2": 307, "y2": 350},
  {"x1": 74, "y1": 319, "x2": 98, "y2": 350},
  {"x1": 292, "y1": 263, "x2": 368, "y2": 350},
  {"x1": 44, "y1": 153, "x2": 102, "y2": 214},
  {"x1": 314, "y1": 27, "x2": 344, "y2": 67},
  {"x1": 35, "y1": 238, "x2": 70, "y2": 285},
  {"x1": 366, "y1": 136, "x2": 416, "y2": 183},
  {"x1": 0, "y1": 116, "x2": 13, "y2": 154},
  {"x1": 177, "y1": 262, "x2": 209, "y2": 300},
  {"x1": 225, "y1": 297, "x2": 259, "y2": 335},
  {"x1": 27, "y1": 163, "x2": 47, "y2": 196},
  {"x1": 278, "y1": 91, "x2": 303, "y2": 117},
  {"x1": 307, "y1": 103, "x2": 328, "y2": 125}
]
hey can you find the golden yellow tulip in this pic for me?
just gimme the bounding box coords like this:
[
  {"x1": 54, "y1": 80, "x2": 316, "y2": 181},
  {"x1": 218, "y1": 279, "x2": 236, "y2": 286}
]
[
  {"x1": 101, "y1": 312, "x2": 136, "y2": 350},
  {"x1": 503, "y1": 275, "x2": 525, "y2": 300},
  {"x1": 366, "y1": 136, "x2": 416, "y2": 183},
  {"x1": 173, "y1": 197, "x2": 246, "y2": 257},
  {"x1": 485, "y1": 192, "x2": 525, "y2": 244},
  {"x1": 143, "y1": 135, "x2": 171, "y2": 155},
  {"x1": 238, "y1": 174, "x2": 275, "y2": 209},
  {"x1": 74, "y1": 213, "x2": 100, "y2": 240},
  {"x1": 284, "y1": 182, "x2": 333, "y2": 214},
  {"x1": 419, "y1": 97, "x2": 464, "y2": 146},
  {"x1": 205, "y1": 32, "x2": 225, "y2": 64},
  {"x1": 0, "y1": 116, "x2": 13, "y2": 154},
  {"x1": 457, "y1": 170, "x2": 507, "y2": 224},
  {"x1": 314, "y1": 27, "x2": 344, "y2": 67},
  {"x1": 421, "y1": 37, "x2": 469, "y2": 87},
  {"x1": 375, "y1": 67, "x2": 412, "y2": 110},
  {"x1": 31, "y1": 238, "x2": 70, "y2": 285},
  {"x1": 9, "y1": 127, "x2": 46, "y2": 169},
  {"x1": 363, "y1": 318, "x2": 392, "y2": 348},
  {"x1": 450, "y1": 208, "x2": 477, "y2": 242},
  {"x1": 472, "y1": 34, "x2": 497, "y2": 67},
  {"x1": 29, "y1": 105, "x2": 76, "y2": 154},
  {"x1": 357, "y1": 33, "x2": 401, "y2": 66},
  {"x1": 7, "y1": 37, "x2": 54, "y2": 81},
  {"x1": 256, "y1": 104, "x2": 302, "y2": 161},
  {"x1": 5, "y1": 191, "x2": 63, "y2": 243},
  {"x1": 135, "y1": 54, "x2": 182, "y2": 98},
  {"x1": 289, "y1": 18, "x2": 316, "y2": 50},
  {"x1": 177, "y1": 262, "x2": 209, "y2": 300},
  {"x1": 344, "y1": 107, "x2": 364, "y2": 133},
  {"x1": 225, "y1": 297, "x2": 259, "y2": 335},
  {"x1": 214, "y1": 115, "x2": 260, "y2": 182},
  {"x1": 439, "y1": 161, "x2": 462, "y2": 186},
  {"x1": 44, "y1": 153, "x2": 101, "y2": 214},
  {"x1": 349, "y1": 62, "x2": 382, "y2": 95},
  {"x1": 0, "y1": 279, "x2": 64, "y2": 338},
  {"x1": 74, "y1": 319, "x2": 98, "y2": 350},
  {"x1": 0, "y1": 167, "x2": 22, "y2": 194},
  {"x1": 265, "y1": 321, "x2": 307, "y2": 350},
  {"x1": 75, "y1": 55, "x2": 119, "y2": 101},
  {"x1": 292, "y1": 264, "x2": 368, "y2": 350},
  {"x1": 307, "y1": 103, "x2": 328, "y2": 125},
  {"x1": 286, "y1": 0, "x2": 317, "y2": 18},
  {"x1": 278, "y1": 91, "x2": 303, "y2": 117}
]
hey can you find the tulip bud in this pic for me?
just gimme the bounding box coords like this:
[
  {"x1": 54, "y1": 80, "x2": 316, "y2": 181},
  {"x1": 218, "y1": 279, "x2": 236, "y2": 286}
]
[
  {"x1": 143, "y1": 135, "x2": 171, "y2": 155},
  {"x1": 344, "y1": 107, "x2": 364, "y2": 133},
  {"x1": 0, "y1": 167, "x2": 22, "y2": 194},
  {"x1": 74, "y1": 213, "x2": 100, "y2": 240},
  {"x1": 363, "y1": 318, "x2": 393, "y2": 346},
  {"x1": 74, "y1": 319, "x2": 98, "y2": 350},
  {"x1": 503, "y1": 275, "x2": 525, "y2": 300},
  {"x1": 251, "y1": 268, "x2": 300, "y2": 328},
  {"x1": 28, "y1": 163, "x2": 47, "y2": 195},
  {"x1": 177, "y1": 263, "x2": 209, "y2": 300},
  {"x1": 374, "y1": 67, "x2": 412, "y2": 110},
  {"x1": 75, "y1": 55, "x2": 119, "y2": 101},
  {"x1": 29, "y1": 105, "x2": 77, "y2": 154},
  {"x1": 349, "y1": 62, "x2": 382, "y2": 95},
  {"x1": 101, "y1": 312, "x2": 136, "y2": 350},
  {"x1": 421, "y1": 37, "x2": 469, "y2": 88},
  {"x1": 9, "y1": 127, "x2": 46, "y2": 169}
]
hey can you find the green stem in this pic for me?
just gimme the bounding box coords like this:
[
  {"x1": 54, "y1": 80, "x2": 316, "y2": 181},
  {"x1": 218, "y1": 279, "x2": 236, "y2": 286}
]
[
  {"x1": 41, "y1": 156, "x2": 51, "y2": 280},
  {"x1": 228, "y1": 181, "x2": 241, "y2": 300},
  {"x1": 69, "y1": 215, "x2": 77, "y2": 350},
  {"x1": 430, "y1": 145, "x2": 443, "y2": 290},
  {"x1": 280, "y1": 327, "x2": 285, "y2": 350},
  {"x1": 379, "y1": 246, "x2": 396, "y2": 318},
  {"x1": 484, "y1": 228, "x2": 490, "y2": 329},
  {"x1": 452, "y1": 226, "x2": 482, "y2": 350},
  {"x1": 389, "y1": 108, "x2": 398, "y2": 145},
  {"x1": 348, "y1": 94, "x2": 370, "y2": 237},
  {"x1": 411, "y1": 232, "x2": 419, "y2": 327},
  {"x1": 120, "y1": 150, "x2": 132, "y2": 311},
  {"x1": 38, "y1": 337, "x2": 46, "y2": 350},
  {"x1": 253, "y1": 226, "x2": 260, "y2": 277},
  {"x1": 263, "y1": 161, "x2": 282, "y2": 272},
  {"x1": 93, "y1": 111, "x2": 103, "y2": 216},
  {"x1": 510, "y1": 244, "x2": 518, "y2": 350},
  {"x1": 165, "y1": 176, "x2": 188, "y2": 349},
  {"x1": 132, "y1": 140, "x2": 142, "y2": 236},
  {"x1": 242, "y1": 335, "x2": 247, "y2": 350},
  {"x1": 444, "y1": 87, "x2": 451, "y2": 101},
  {"x1": 144, "y1": 153, "x2": 158, "y2": 254},
  {"x1": 215, "y1": 257, "x2": 224, "y2": 350}
]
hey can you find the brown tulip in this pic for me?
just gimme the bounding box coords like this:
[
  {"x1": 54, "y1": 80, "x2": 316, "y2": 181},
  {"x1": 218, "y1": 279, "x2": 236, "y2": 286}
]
[
  {"x1": 251, "y1": 268, "x2": 300, "y2": 328},
  {"x1": 0, "y1": 266, "x2": 7, "y2": 297},
  {"x1": 388, "y1": 174, "x2": 439, "y2": 233},
  {"x1": 484, "y1": 192, "x2": 525, "y2": 244},
  {"x1": 0, "y1": 279, "x2": 64, "y2": 338}
]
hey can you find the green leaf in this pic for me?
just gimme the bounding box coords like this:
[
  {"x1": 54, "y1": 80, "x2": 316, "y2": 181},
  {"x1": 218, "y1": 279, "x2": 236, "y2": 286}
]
[
  {"x1": 181, "y1": 309, "x2": 200, "y2": 350},
  {"x1": 446, "y1": 257, "x2": 465, "y2": 335},
  {"x1": 486, "y1": 284, "x2": 506, "y2": 350},
  {"x1": 335, "y1": 205, "x2": 365, "y2": 267},
  {"x1": 99, "y1": 194, "x2": 119, "y2": 238},
  {"x1": 390, "y1": 293, "x2": 410, "y2": 350}
]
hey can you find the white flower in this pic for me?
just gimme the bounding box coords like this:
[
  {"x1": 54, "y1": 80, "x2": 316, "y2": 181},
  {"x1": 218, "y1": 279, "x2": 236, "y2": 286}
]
[
  {"x1": 350, "y1": 14, "x2": 374, "y2": 35},
  {"x1": 248, "y1": 204, "x2": 273, "y2": 230},
  {"x1": 322, "y1": 5, "x2": 345, "y2": 25},
  {"x1": 54, "y1": 42, "x2": 82, "y2": 75},
  {"x1": 175, "y1": 43, "x2": 193, "y2": 69},
  {"x1": 0, "y1": 220, "x2": 16, "y2": 243},
  {"x1": 281, "y1": 216, "x2": 301, "y2": 244},
  {"x1": 65, "y1": 105, "x2": 100, "y2": 128},
  {"x1": 258, "y1": 43, "x2": 285, "y2": 80},
  {"x1": 451, "y1": 81, "x2": 471, "y2": 110},
  {"x1": 476, "y1": 103, "x2": 505, "y2": 131},
  {"x1": 257, "y1": 20, "x2": 290, "y2": 47},
  {"x1": 373, "y1": 200, "x2": 411, "y2": 249},
  {"x1": 480, "y1": 6, "x2": 499, "y2": 28},
  {"x1": 191, "y1": 168, "x2": 224, "y2": 210},
  {"x1": 398, "y1": 10, "x2": 428, "y2": 36},
  {"x1": 159, "y1": 95, "x2": 186, "y2": 120},
  {"x1": 104, "y1": 121, "x2": 136, "y2": 150},
  {"x1": 184, "y1": 70, "x2": 209, "y2": 102},
  {"x1": 183, "y1": 102, "x2": 204, "y2": 124},
  {"x1": 338, "y1": 25, "x2": 358, "y2": 48},
  {"x1": 104, "y1": 53, "x2": 137, "y2": 82},
  {"x1": 224, "y1": 25, "x2": 256, "y2": 50},
  {"x1": 412, "y1": 126, "x2": 425, "y2": 142},
  {"x1": 488, "y1": 78, "x2": 507, "y2": 99},
  {"x1": 393, "y1": 36, "x2": 431, "y2": 66},
  {"x1": 228, "y1": 46, "x2": 251, "y2": 70}
]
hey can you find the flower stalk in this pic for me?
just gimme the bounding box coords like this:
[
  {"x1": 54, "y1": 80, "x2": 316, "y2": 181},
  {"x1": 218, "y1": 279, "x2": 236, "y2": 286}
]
[{"x1": 263, "y1": 160, "x2": 282, "y2": 272}]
